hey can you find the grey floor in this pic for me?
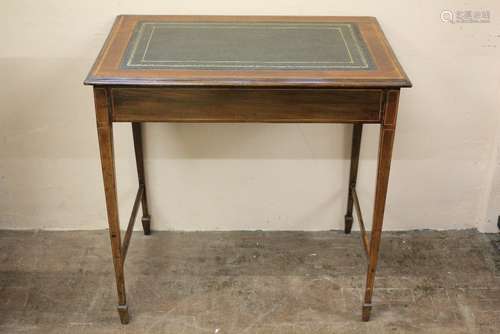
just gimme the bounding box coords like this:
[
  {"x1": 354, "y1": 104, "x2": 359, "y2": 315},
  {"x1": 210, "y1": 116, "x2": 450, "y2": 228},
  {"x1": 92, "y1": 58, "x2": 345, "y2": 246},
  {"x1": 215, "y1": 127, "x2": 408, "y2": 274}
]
[{"x1": 0, "y1": 230, "x2": 499, "y2": 334}]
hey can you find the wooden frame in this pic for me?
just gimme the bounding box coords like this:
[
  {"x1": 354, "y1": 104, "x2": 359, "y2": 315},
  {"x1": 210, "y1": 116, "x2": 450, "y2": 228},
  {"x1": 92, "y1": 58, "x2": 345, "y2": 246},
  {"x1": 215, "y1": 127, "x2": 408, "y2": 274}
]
[{"x1": 86, "y1": 15, "x2": 411, "y2": 324}]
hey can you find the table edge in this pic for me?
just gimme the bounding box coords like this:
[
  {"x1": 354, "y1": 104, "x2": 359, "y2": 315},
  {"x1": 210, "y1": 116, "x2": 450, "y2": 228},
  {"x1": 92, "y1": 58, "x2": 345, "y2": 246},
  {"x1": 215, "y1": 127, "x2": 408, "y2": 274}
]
[{"x1": 83, "y1": 77, "x2": 412, "y2": 88}]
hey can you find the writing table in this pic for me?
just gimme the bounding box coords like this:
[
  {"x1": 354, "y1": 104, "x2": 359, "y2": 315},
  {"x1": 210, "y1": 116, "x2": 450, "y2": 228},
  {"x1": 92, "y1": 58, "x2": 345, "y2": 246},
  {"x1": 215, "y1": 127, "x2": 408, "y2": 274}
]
[{"x1": 84, "y1": 15, "x2": 412, "y2": 324}]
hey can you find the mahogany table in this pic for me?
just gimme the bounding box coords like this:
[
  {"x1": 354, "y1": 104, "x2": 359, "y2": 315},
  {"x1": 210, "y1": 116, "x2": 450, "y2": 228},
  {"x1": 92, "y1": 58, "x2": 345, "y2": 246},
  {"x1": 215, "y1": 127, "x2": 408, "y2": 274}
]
[{"x1": 84, "y1": 15, "x2": 411, "y2": 324}]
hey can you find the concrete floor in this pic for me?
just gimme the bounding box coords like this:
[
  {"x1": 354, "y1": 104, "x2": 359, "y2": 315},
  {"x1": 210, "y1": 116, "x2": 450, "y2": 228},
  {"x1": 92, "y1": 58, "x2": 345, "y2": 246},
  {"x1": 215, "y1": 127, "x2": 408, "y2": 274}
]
[{"x1": 0, "y1": 230, "x2": 498, "y2": 334}]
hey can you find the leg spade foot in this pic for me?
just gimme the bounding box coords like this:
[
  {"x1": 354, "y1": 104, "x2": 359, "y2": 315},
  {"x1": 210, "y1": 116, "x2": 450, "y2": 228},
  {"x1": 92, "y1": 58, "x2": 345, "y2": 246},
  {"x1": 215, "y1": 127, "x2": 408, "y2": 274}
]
[
  {"x1": 361, "y1": 303, "x2": 372, "y2": 321},
  {"x1": 117, "y1": 304, "x2": 129, "y2": 324},
  {"x1": 344, "y1": 215, "x2": 354, "y2": 234},
  {"x1": 141, "y1": 215, "x2": 151, "y2": 235}
]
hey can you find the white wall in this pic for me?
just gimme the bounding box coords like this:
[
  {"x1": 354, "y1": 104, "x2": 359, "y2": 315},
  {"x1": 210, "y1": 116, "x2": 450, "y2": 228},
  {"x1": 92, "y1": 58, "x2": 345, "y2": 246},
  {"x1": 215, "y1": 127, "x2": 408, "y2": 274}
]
[
  {"x1": 1, "y1": 1, "x2": 499, "y2": 232},
  {"x1": 481, "y1": 112, "x2": 500, "y2": 232}
]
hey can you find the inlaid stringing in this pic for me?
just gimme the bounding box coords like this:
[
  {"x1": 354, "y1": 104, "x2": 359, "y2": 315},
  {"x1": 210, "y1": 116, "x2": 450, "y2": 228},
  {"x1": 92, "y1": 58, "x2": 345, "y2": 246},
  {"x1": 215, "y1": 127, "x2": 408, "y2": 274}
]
[{"x1": 121, "y1": 22, "x2": 375, "y2": 70}]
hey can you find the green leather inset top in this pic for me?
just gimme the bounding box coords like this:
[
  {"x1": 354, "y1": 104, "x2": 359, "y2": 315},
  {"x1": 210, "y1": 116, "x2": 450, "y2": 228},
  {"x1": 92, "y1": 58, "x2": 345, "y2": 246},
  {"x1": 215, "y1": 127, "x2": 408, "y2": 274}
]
[{"x1": 121, "y1": 21, "x2": 375, "y2": 71}]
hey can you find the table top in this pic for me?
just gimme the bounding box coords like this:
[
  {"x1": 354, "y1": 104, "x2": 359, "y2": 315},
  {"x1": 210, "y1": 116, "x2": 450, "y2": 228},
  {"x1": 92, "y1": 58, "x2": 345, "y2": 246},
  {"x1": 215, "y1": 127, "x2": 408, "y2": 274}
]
[{"x1": 84, "y1": 15, "x2": 411, "y2": 88}]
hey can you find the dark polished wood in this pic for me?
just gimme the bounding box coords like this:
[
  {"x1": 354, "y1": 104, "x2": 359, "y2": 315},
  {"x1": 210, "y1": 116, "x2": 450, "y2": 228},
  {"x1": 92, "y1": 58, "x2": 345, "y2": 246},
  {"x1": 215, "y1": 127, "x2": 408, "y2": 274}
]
[
  {"x1": 345, "y1": 124, "x2": 363, "y2": 233},
  {"x1": 87, "y1": 15, "x2": 411, "y2": 324},
  {"x1": 132, "y1": 123, "x2": 151, "y2": 235},
  {"x1": 362, "y1": 89, "x2": 400, "y2": 321},
  {"x1": 112, "y1": 88, "x2": 383, "y2": 123},
  {"x1": 93, "y1": 87, "x2": 129, "y2": 324}
]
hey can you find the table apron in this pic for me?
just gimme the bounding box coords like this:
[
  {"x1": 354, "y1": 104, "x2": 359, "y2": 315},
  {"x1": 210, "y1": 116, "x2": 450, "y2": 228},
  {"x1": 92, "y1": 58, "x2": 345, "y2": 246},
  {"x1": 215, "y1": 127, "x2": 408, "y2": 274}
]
[{"x1": 110, "y1": 87, "x2": 383, "y2": 123}]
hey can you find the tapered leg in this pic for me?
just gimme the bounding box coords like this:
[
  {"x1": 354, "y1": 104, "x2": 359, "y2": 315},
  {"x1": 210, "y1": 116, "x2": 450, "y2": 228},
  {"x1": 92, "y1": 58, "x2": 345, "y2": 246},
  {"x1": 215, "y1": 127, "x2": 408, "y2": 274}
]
[
  {"x1": 345, "y1": 124, "x2": 363, "y2": 234},
  {"x1": 362, "y1": 90, "x2": 400, "y2": 321},
  {"x1": 94, "y1": 87, "x2": 129, "y2": 324},
  {"x1": 132, "y1": 122, "x2": 151, "y2": 235}
]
